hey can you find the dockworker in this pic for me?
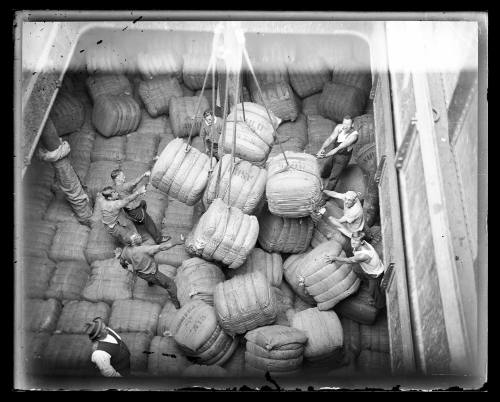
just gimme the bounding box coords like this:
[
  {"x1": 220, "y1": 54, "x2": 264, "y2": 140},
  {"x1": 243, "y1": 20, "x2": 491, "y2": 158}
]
[
  {"x1": 200, "y1": 110, "x2": 223, "y2": 160},
  {"x1": 316, "y1": 115, "x2": 359, "y2": 190},
  {"x1": 115, "y1": 236, "x2": 184, "y2": 308},
  {"x1": 85, "y1": 317, "x2": 131, "y2": 377},
  {"x1": 110, "y1": 168, "x2": 168, "y2": 244},
  {"x1": 101, "y1": 184, "x2": 146, "y2": 246},
  {"x1": 323, "y1": 190, "x2": 366, "y2": 238},
  {"x1": 330, "y1": 231, "x2": 386, "y2": 308}
]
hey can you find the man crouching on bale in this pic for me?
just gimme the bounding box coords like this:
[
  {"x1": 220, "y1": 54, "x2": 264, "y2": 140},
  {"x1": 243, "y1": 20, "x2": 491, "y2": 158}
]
[{"x1": 115, "y1": 234, "x2": 184, "y2": 308}]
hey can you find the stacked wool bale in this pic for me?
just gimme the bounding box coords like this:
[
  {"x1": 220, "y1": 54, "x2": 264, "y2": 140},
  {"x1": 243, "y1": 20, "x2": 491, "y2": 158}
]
[
  {"x1": 84, "y1": 160, "x2": 120, "y2": 201},
  {"x1": 228, "y1": 248, "x2": 283, "y2": 287},
  {"x1": 356, "y1": 315, "x2": 390, "y2": 374},
  {"x1": 213, "y1": 271, "x2": 278, "y2": 335},
  {"x1": 148, "y1": 335, "x2": 190, "y2": 376},
  {"x1": 44, "y1": 191, "x2": 80, "y2": 224},
  {"x1": 318, "y1": 81, "x2": 367, "y2": 123},
  {"x1": 90, "y1": 132, "x2": 126, "y2": 163},
  {"x1": 202, "y1": 155, "x2": 267, "y2": 215},
  {"x1": 49, "y1": 222, "x2": 90, "y2": 264},
  {"x1": 268, "y1": 113, "x2": 308, "y2": 159},
  {"x1": 287, "y1": 50, "x2": 331, "y2": 99},
  {"x1": 41, "y1": 334, "x2": 95, "y2": 375},
  {"x1": 266, "y1": 152, "x2": 323, "y2": 218},
  {"x1": 55, "y1": 301, "x2": 110, "y2": 334},
  {"x1": 272, "y1": 286, "x2": 295, "y2": 326},
  {"x1": 175, "y1": 258, "x2": 225, "y2": 307},
  {"x1": 119, "y1": 332, "x2": 154, "y2": 375},
  {"x1": 244, "y1": 325, "x2": 308, "y2": 376},
  {"x1": 24, "y1": 220, "x2": 57, "y2": 260},
  {"x1": 24, "y1": 331, "x2": 51, "y2": 374},
  {"x1": 258, "y1": 207, "x2": 314, "y2": 254},
  {"x1": 25, "y1": 298, "x2": 62, "y2": 333},
  {"x1": 86, "y1": 73, "x2": 133, "y2": 103},
  {"x1": 137, "y1": 45, "x2": 183, "y2": 81},
  {"x1": 171, "y1": 300, "x2": 238, "y2": 365},
  {"x1": 125, "y1": 129, "x2": 160, "y2": 166},
  {"x1": 301, "y1": 93, "x2": 322, "y2": 116},
  {"x1": 137, "y1": 110, "x2": 172, "y2": 139},
  {"x1": 49, "y1": 90, "x2": 85, "y2": 136},
  {"x1": 331, "y1": 63, "x2": 372, "y2": 99},
  {"x1": 249, "y1": 79, "x2": 299, "y2": 122},
  {"x1": 151, "y1": 137, "x2": 215, "y2": 205},
  {"x1": 67, "y1": 126, "x2": 97, "y2": 181},
  {"x1": 185, "y1": 198, "x2": 259, "y2": 269},
  {"x1": 283, "y1": 253, "x2": 316, "y2": 307},
  {"x1": 109, "y1": 299, "x2": 161, "y2": 336},
  {"x1": 169, "y1": 96, "x2": 209, "y2": 138},
  {"x1": 23, "y1": 256, "x2": 56, "y2": 299},
  {"x1": 138, "y1": 76, "x2": 183, "y2": 117},
  {"x1": 23, "y1": 163, "x2": 55, "y2": 221},
  {"x1": 45, "y1": 261, "x2": 92, "y2": 301},
  {"x1": 341, "y1": 316, "x2": 361, "y2": 361}
]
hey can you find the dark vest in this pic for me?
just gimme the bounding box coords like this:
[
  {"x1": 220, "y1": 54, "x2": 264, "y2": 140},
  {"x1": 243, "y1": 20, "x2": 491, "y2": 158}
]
[
  {"x1": 332, "y1": 126, "x2": 356, "y2": 155},
  {"x1": 96, "y1": 330, "x2": 131, "y2": 376}
]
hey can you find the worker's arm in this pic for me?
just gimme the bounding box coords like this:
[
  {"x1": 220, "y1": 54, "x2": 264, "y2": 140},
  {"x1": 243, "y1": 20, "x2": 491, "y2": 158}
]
[
  {"x1": 91, "y1": 350, "x2": 122, "y2": 377},
  {"x1": 316, "y1": 126, "x2": 341, "y2": 157},
  {"x1": 331, "y1": 253, "x2": 370, "y2": 264},
  {"x1": 123, "y1": 171, "x2": 151, "y2": 192},
  {"x1": 325, "y1": 132, "x2": 359, "y2": 157},
  {"x1": 144, "y1": 240, "x2": 180, "y2": 256},
  {"x1": 323, "y1": 190, "x2": 346, "y2": 201},
  {"x1": 114, "y1": 186, "x2": 147, "y2": 209}
]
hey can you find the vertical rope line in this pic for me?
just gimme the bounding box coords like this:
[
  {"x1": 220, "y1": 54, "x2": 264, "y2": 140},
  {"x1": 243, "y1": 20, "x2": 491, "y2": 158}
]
[
  {"x1": 227, "y1": 67, "x2": 241, "y2": 207},
  {"x1": 214, "y1": 65, "x2": 231, "y2": 199},
  {"x1": 209, "y1": 54, "x2": 217, "y2": 171}
]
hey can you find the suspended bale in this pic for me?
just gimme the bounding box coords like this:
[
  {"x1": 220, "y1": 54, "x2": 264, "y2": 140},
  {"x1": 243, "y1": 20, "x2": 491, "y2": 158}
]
[
  {"x1": 356, "y1": 350, "x2": 391, "y2": 374},
  {"x1": 287, "y1": 55, "x2": 331, "y2": 98},
  {"x1": 182, "y1": 51, "x2": 214, "y2": 91},
  {"x1": 334, "y1": 281, "x2": 379, "y2": 325},
  {"x1": 331, "y1": 66, "x2": 372, "y2": 98},
  {"x1": 86, "y1": 74, "x2": 132, "y2": 103},
  {"x1": 90, "y1": 134, "x2": 126, "y2": 163},
  {"x1": 360, "y1": 314, "x2": 390, "y2": 354},
  {"x1": 23, "y1": 256, "x2": 56, "y2": 299},
  {"x1": 137, "y1": 48, "x2": 183, "y2": 81},
  {"x1": 125, "y1": 132, "x2": 159, "y2": 165},
  {"x1": 298, "y1": 240, "x2": 361, "y2": 310},
  {"x1": 156, "y1": 301, "x2": 179, "y2": 336},
  {"x1": 137, "y1": 111, "x2": 171, "y2": 139},
  {"x1": 258, "y1": 207, "x2": 313, "y2": 254},
  {"x1": 169, "y1": 96, "x2": 209, "y2": 138},
  {"x1": 171, "y1": 300, "x2": 238, "y2": 365},
  {"x1": 92, "y1": 94, "x2": 141, "y2": 138},
  {"x1": 84, "y1": 222, "x2": 119, "y2": 265},
  {"x1": 302, "y1": 93, "x2": 321, "y2": 116},
  {"x1": 221, "y1": 102, "x2": 281, "y2": 164},
  {"x1": 266, "y1": 152, "x2": 323, "y2": 218},
  {"x1": 84, "y1": 161, "x2": 120, "y2": 201},
  {"x1": 311, "y1": 199, "x2": 349, "y2": 250},
  {"x1": 291, "y1": 308, "x2": 343, "y2": 364},
  {"x1": 148, "y1": 335, "x2": 190, "y2": 376},
  {"x1": 175, "y1": 258, "x2": 225, "y2": 307},
  {"x1": 221, "y1": 343, "x2": 247, "y2": 377},
  {"x1": 202, "y1": 155, "x2": 267, "y2": 215},
  {"x1": 49, "y1": 222, "x2": 90, "y2": 263},
  {"x1": 23, "y1": 220, "x2": 57, "y2": 259},
  {"x1": 139, "y1": 76, "x2": 183, "y2": 117},
  {"x1": 151, "y1": 138, "x2": 215, "y2": 205},
  {"x1": 228, "y1": 248, "x2": 283, "y2": 287},
  {"x1": 42, "y1": 334, "x2": 94, "y2": 375},
  {"x1": 318, "y1": 81, "x2": 367, "y2": 123},
  {"x1": 45, "y1": 261, "x2": 91, "y2": 301},
  {"x1": 55, "y1": 300, "x2": 110, "y2": 334},
  {"x1": 185, "y1": 198, "x2": 259, "y2": 269},
  {"x1": 50, "y1": 91, "x2": 85, "y2": 136},
  {"x1": 109, "y1": 299, "x2": 161, "y2": 336},
  {"x1": 283, "y1": 253, "x2": 316, "y2": 305},
  {"x1": 183, "y1": 364, "x2": 228, "y2": 377},
  {"x1": 213, "y1": 271, "x2": 278, "y2": 335},
  {"x1": 119, "y1": 332, "x2": 153, "y2": 375},
  {"x1": 25, "y1": 298, "x2": 62, "y2": 332},
  {"x1": 82, "y1": 259, "x2": 134, "y2": 304},
  {"x1": 250, "y1": 80, "x2": 299, "y2": 122},
  {"x1": 341, "y1": 316, "x2": 361, "y2": 358}
]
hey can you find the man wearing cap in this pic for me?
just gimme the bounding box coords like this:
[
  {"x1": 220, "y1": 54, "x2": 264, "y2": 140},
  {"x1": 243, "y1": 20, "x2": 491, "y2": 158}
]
[
  {"x1": 330, "y1": 231, "x2": 386, "y2": 308},
  {"x1": 323, "y1": 189, "x2": 366, "y2": 239},
  {"x1": 101, "y1": 184, "x2": 146, "y2": 246},
  {"x1": 85, "y1": 317, "x2": 131, "y2": 377},
  {"x1": 316, "y1": 115, "x2": 359, "y2": 190},
  {"x1": 115, "y1": 236, "x2": 184, "y2": 308},
  {"x1": 200, "y1": 110, "x2": 223, "y2": 160}
]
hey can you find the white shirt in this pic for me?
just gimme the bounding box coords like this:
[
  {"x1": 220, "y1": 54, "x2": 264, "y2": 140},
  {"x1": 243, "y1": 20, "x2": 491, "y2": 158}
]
[
  {"x1": 334, "y1": 125, "x2": 358, "y2": 152},
  {"x1": 353, "y1": 242, "x2": 385, "y2": 278},
  {"x1": 91, "y1": 328, "x2": 122, "y2": 377}
]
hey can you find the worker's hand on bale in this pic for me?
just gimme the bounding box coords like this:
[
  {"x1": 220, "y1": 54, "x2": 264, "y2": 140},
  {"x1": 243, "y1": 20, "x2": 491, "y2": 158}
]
[
  {"x1": 316, "y1": 149, "x2": 326, "y2": 159},
  {"x1": 137, "y1": 185, "x2": 147, "y2": 195},
  {"x1": 143, "y1": 170, "x2": 151, "y2": 177}
]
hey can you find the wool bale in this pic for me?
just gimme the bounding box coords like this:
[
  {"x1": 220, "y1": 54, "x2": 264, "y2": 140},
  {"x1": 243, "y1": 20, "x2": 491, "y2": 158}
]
[
  {"x1": 202, "y1": 155, "x2": 267, "y2": 215},
  {"x1": 182, "y1": 52, "x2": 214, "y2": 91},
  {"x1": 250, "y1": 80, "x2": 299, "y2": 122},
  {"x1": 44, "y1": 193, "x2": 79, "y2": 224},
  {"x1": 24, "y1": 220, "x2": 57, "y2": 259},
  {"x1": 214, "y1": 271, "x2": 278, "y2": 335},
  {"x1": 341, "y1": 316, "x2": 361, "y2": 358},
  {"x1": 283, "y1": 253, "x2": 316, "y2": 305},
  {"x1": 311, "y1": 200, "x2": 349, "y2": 250},
  {"x1": 24, "y1": 158, "x2": 55, "y2": 188},
  {"x1": 151, "y1": 138, "x2": 215, "y2": 205},
  {"x1": 276, "y1": 113, "x2": 308, "y2": 150},
  {"x1": 24, "y1": 331, "x2": 51, "y2": 373},
  {"x1": 171, "y1": 300, "x2": 238, "y2": 365},
  {"x1": 278, "y1": 281, "x2": 295, "y2": 306},
  {"x1": 137, "y1": 48, "x2": 183, "y2": 81},
  {"x1": 119, "y1": 332, "x2": 153, "y2": 375},
  {"x1": 334, "y1": 281, "x2": 379, "y2": 325},
  {"x1": 169, "y1": 96, "x2": 209, "y2": 138},
  {"x1": 318, "y1": 82, "x2": 366, "y2": 123},
  {"x1": 175, "y1": 258, "x2": 225, "y2": 307},
  {"x1": 49, "y1": 91, "x2": 85, "y2": 136},
  {"x1": 183, "y1": 364, "x2": 228, "y2": 377},
  {"x1": 156, "y1": 301, "x2": 179, "y2": 336},
  {"x1": 133, "y1": 276, "x2": 170, "y2": 307},
  {"x1": 185, "y1": 198, "x2": 259, "y2": 269},
  {"x1": 86, "y1": 74, "x2": 132, "y2": 103},
  {"x1": 221, "y1": 342, "x2": 246, "y2": 377},
  {"x1": 25, "y1": 298, "x2": 62, "y2": 332},
  {"x1": 92, "y1": 94, "x2": 141, "y2": 138},
  {"x1": 68, "y1": 128, "x2": 96, "y2": 163},
  {"x1": 109, "y1": 299, "x2": 161, "y2": 335},
  {"x1": 258, "y1": 207, "x2": 313, "y2": 254},
  {"x1": 55, "y1": 300, "x2": 110, "y2": 334},
  {"x1": 360, "y1": 314, "x2": 390, "y2": 354},
  {"x1": 24, "y1": 185, "x2": 54, "y2": 221},
  {"x1": 139, "y1": 76, "x2": 183, "y2": 117},
  {"x1": 82, "y1": 259, "x2": 134, "y2": 304},
  {"x1": 228, "y1": 248, "x2": 283, "y2": 287},
  {"x1": 331, "y1": 66, "x2": 372, "y2": 98},
  {"x1": 266, "y1": 152, "x2": 323, "y2": 218},
  {"x1": 45, "y1": 261, "x2": 91, "y2": 301},
  {"x1": 293, "y1": 293, "x2": 316, "y2": 312},
  {"x1": 23, "y1": 256, "x2": 56, "y2": 298},
  {"x1": 291, "y1": 308, "x2": 343, "y2": 363},
  {"x1": 301, "y1": 93, "x2": 321, "y2": 116},
  {"x1": 180, "y1": 83, "x2": 194, "y2": 96},
  {"x1": 148, "y1": 335, "x2": 190, "y2": 376},
  {"x1": 356, "y1": 350, "x2": 391, "y2": 373},
  {"x1": 221, "y1": 102, "x2": 281, "y2": 164},
  {"x1": 86, "y1": 46, "x2": 133, "y2": 75},
  {"x1": 287, "y1": 55, "x2": 331, "y2": 98},
  {"x1": 136, "y1": 111, "x2": 171, "y2": 139},
  {"x1": 84, "y1": 161, "x2": 120, "y2": 201},
  {"x1": 245, "y1": 324, "x2": 307, "y2": 359},
  {"x1": 272, "y1": 287, "x2": 294, "y2": 326},
  {"x1": 90, "y1": 134, "x2": 126, "y2": 163},
  {"x1": 49, "y1": 222, "x2": 90, "y2": 263},
  {"x1": 42, "y1": 334, "x2": 94, "y2": 375}
]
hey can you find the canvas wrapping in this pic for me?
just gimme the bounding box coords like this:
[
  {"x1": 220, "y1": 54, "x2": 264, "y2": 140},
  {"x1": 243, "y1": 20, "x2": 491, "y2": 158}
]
[
  {"x1": 45, "y1": 261, "x2": 91, "y2": 301},
  {"x1": 55, "y1": 300, "x2": 111, "y2": 334},
  {"x1": 49, "y1": 222, "x2": 90, "y2": 263},
  {"x1": 318, "y1": 81, "x2": 367, "y2": 123},
  {"x1": 228, "y1": 248, "x2": 283, "y2": 287},
  {"x1": 169, "y1": 96, "x2": 209, "y2": 138},
  {"x1": 25, "y1": 298, "x2": 62, "y2": 332},
  {"x1": 109, "y1": 299, "x2": 162, "y2": 336},
  {"x1": 138, "y1": 75, "x2": 183, "y2": 117},
  {"x1": 23, "y1": 256, "x2": 56, "y2": 299}
]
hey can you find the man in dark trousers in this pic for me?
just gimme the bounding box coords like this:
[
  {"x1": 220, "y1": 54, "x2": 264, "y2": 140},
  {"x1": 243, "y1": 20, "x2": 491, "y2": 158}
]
[
  {"x1": 316, "y1": 115, "x2": 359, "y2": 191},
  {"x1": 85, "y1": 317, "x2": 131, "y2": 377},
  {"x1": 115, "y1": 236, "x2": 184, "y2": 308},
  {"x1": 110, "y1": 168, "x2": 168, "y2": 244},
  {"x1": 200, "y1": 110, "x2": 224, "y2": 160}
]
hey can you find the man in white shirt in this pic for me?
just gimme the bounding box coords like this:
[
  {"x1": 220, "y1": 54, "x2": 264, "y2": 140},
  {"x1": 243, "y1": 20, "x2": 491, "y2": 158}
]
[
  {"x1": 323, "y1": 190, "x2": 365, "y2": 238},
  {"x1": 85, "y1": 317, "x2": 131, "y2": 377}
]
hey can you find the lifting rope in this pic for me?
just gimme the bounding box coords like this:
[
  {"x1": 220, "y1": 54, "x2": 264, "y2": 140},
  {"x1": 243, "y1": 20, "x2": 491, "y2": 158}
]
[
  {"x1": 214, "y1": 66, "x2": 231, "y2": 200},
  {"x1": 226, "y1": 66, "x2": 242, "y2": 207}
]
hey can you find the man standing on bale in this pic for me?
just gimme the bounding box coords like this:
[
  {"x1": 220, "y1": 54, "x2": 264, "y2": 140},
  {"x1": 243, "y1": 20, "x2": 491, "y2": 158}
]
[
  {"x1": 110, "y1": 168, "x2": 169, "y2": 244},
  {"x1": 330, "y1": 231, "x2": 386, "y2": 308},
  {"x1": 316, "y1": 115, "x2": 359, "y2": 190},
  {"x1": 85, "y1": 317, "x2": 131, "y2": 377},
  {"x1": 115, "y1": 236, "x2": 185, "y2": 308},
  {"x1": 200, "y1": 110, "x2": 223, "y2": 160}
]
